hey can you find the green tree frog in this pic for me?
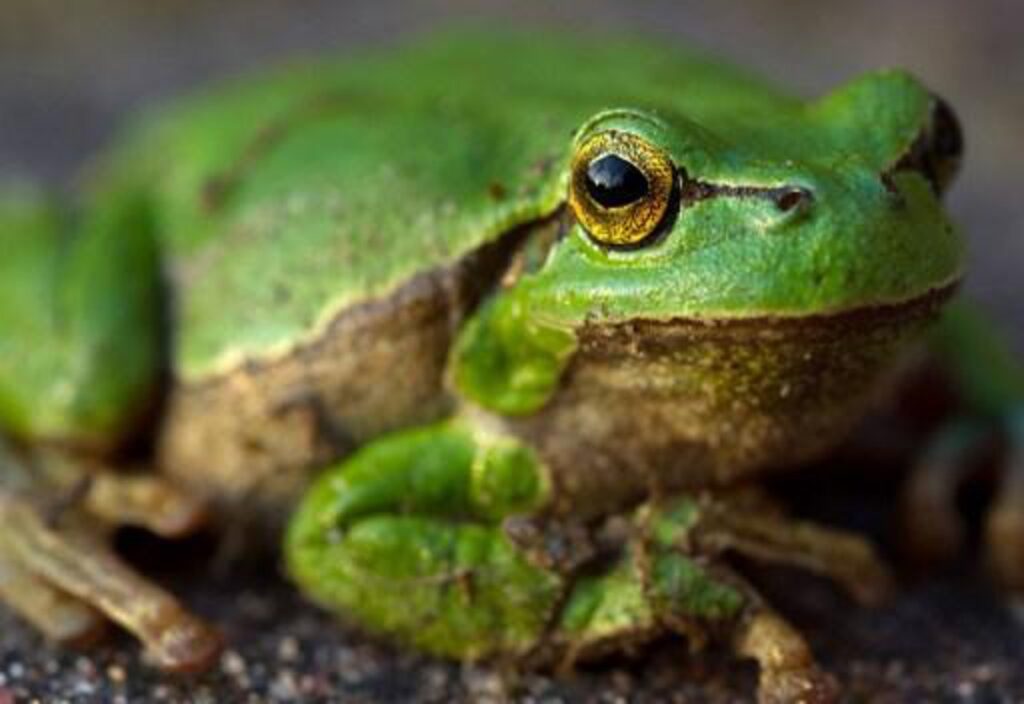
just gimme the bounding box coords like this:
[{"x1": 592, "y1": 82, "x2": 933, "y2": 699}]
[{"x1": 0, "y1": 31, "x2": 1021, "y2": 704}]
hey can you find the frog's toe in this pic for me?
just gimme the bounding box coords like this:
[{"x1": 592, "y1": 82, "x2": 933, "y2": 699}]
[
  {"x1": 984, "y1": 418, "x2": 1024, "y2": 590},
  {"x1": 548, "y1": 537, "x2": 745, "y2": 665},
  {"x1": 20, "y1": 448, "x2": 209, "y2": 539},
  {"x1": 85, "y1": 470, "x2": 209, "y2": 538},
  {"x1": 735, "y1": 610, "x2": 838, "y2": 704}
]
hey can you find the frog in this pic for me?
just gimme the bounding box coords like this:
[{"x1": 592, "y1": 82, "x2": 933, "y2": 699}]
[{"x1": 0, "y1": 30, "x2": 1021, "y2": 703}]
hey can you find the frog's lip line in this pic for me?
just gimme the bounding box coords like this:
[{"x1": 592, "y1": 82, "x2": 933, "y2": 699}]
[
  {"x1": 576, "y1": 277, "x2": 961, "y2": 331},
  {"x1": 188, "y1": 272, "x2": 958, "y2": 382}
]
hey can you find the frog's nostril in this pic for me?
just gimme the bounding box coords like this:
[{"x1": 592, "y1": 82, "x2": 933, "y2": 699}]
[{"x1": 774, "y1": 187, "x2": 812, "y2": 213}]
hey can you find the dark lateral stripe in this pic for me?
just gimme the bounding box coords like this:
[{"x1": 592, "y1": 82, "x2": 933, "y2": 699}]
[{"x1": 679, "y1": 175, "x2": 813, "y2": 212}]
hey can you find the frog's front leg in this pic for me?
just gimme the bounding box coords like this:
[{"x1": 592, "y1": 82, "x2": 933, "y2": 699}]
[
  {"x1": 0, "y1": 441, "x2": 220, "y2": 670},
  {"x1": 285, "y1": 420, "x2": 566, "y2": 658},
  {"x1": 287, "y1": 422, "x2": 888, "y2": 703}
]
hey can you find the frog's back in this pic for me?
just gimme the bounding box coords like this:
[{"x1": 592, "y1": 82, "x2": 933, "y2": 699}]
[{"x1": 109, "y1": 31, "x2": 791, "y2": 381}]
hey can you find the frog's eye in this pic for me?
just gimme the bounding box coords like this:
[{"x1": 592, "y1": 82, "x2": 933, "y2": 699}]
[
  {"x1": 923, "y1": 96, "x2": 963, "y2": 194},
  {"x1": 895, "y1": 95, "x2": 964, "y2": 195},
  {"x1": 569, "y1": 131, "x2": 676, "y2": 247}
]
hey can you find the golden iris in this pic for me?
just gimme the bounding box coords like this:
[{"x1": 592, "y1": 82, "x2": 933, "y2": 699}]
[{"x1": 569, "y1": 131, "x2": 675, "y2": 246}]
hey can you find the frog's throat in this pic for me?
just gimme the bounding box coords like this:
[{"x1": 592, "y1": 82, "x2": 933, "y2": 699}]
[{"x1": 499, "y1": 279, "x2": 958, "y2": 517}]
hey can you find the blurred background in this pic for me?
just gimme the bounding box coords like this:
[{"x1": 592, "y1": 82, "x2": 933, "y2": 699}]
[{"x1": 1, "y1": 0, "x2": 1021, "y2": 347}]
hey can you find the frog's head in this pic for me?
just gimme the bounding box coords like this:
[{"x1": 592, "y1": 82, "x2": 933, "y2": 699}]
[
  {"x1": 454, "y1": 69, "x2": 964, "y2": 453},
  {"x1": 539, "y1": 69, "x2": 964, "y2": 327}
]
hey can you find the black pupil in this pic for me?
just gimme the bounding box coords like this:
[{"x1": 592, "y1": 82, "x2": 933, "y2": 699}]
[{"x1": 585, "y1": 154, "x2": 649, "y2": 208}]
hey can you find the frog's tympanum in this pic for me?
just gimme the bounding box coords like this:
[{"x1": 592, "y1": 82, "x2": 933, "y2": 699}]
[{"x1": 1, "y1": 33, "x2": 1021, "y2": 703}]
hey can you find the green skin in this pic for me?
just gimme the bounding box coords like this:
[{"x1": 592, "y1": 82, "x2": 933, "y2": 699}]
[{"x1": 0, "y1": 31, "x2": 1022, "y2": 698}]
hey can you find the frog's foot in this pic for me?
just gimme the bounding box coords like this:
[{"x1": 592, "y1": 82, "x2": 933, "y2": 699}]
[
  {"x1": 554, "y1": 570, "x2": 838, "y2": 704},
  {"x1": 0, "y1": 447, "x2": 220, "y2": 670},
  {"x1": 550, "y1": 498, "x2": 844, "y2": 704},
  {"x1": 287, "y1": 424, "x2": 874, "y2": 702},
  {"x1": 902, "y1": 412, "x2": 1024, "y2": 589}
]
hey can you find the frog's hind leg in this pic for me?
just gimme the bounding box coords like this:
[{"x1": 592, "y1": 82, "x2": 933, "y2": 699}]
[
  {"x1": 0, "y1": 185, "x2": 221, "y2": 668},
  {"x1": 0, "y1": 444, "x2": 220, "y2": 671}
]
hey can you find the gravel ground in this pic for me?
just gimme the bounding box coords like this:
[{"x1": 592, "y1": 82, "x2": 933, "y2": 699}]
[
  {"x1": 2, "y1": 468, "x2": 1023, "y2": 703},
  {"x1": 2, "y1": 556, "x2": 1022, "y2": 703},
  {"x1": 1, "y1": 1, "x2": 1023, "y2": 702}
]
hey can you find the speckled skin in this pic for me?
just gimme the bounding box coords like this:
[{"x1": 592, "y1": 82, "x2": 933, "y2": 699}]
[{"x1": 503, "y1": 289, "x2": 953, "y2": 519}]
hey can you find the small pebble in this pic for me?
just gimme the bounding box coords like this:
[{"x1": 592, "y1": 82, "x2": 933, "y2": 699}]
[
  {"x1": 222, "y1": 649, "x2": 248, "y2": 677},
  {"x1": 270, "y1": 669, "x2": 300, "y2": 700},
  {"x1": 277, "y1": 636, "x2": 300, "y2": 663},
  {"x1": 462, "y1": 665, "x2": 506, "y2": 702},
  {"x1": 107, "y1": 664, "x2": 126, "y2": 684},
  {"x1": 957, "y1": 679, "x2": 976, "y2": 698}
]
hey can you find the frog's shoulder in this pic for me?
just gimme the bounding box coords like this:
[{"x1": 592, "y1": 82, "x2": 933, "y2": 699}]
[{"x1": 96, "y1": 31, "x2": 786, "y2": 380}]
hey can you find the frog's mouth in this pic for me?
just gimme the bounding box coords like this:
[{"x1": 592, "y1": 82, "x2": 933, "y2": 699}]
[{"x1": 575, "y1": 279, "x2": 958, "y2": 360}]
